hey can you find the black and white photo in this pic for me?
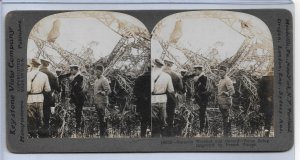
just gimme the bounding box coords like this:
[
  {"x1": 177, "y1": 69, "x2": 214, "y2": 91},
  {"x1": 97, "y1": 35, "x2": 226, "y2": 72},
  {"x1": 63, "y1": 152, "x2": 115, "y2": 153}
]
[
  {"x1": 151, "y1": 11, "x2": 275, "y2": 137},
  {"x1": 27, "y1": 11, "x2": 151, "y2": 138}
]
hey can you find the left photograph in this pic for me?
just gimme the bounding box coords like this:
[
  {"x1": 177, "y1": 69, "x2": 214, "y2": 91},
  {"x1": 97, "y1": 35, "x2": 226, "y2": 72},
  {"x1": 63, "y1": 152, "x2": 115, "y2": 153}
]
[{"x1": 26, "y1": 11, "x2": 151, "y2": 138}]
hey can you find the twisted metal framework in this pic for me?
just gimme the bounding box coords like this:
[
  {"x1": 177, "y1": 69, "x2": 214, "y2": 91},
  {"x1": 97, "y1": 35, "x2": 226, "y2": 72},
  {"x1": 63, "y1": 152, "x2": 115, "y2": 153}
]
[
  {"x1": 29, "y1": 12, "x2": 150, "y2": 95},
  {"x1": 30, "y1": 35, "x2": 87, "y2": 67}
]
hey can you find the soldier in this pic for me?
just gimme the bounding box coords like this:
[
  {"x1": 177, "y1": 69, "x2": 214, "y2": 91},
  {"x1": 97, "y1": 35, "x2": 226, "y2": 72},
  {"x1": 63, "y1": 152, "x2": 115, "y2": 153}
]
[
  {"x1": 151, "y1": 59, "x2": 174, "y2": 137},
  {"x1": 180, "y1": 69, "x2": 187, "y2": 94},
  {"x1": 258, "y1": 69, "x2": 274, "y2": 137},
  {"x1": 81, "y1": 69, "x2": 92, "y2": 106},
  {"x1": 39, "y1": 59, "x2": 60, "y2": 137},
  {"x1": 27, "y1": 58, "x2": 51, "y2": 138},
  {"x1": 60, "y1": 65, "x2": 86, "y2": 133},
  {"x1": 70, "y1": 65, "x2": 85, "y2": 133},
  {"x1": 181, "y1": 69, "x2": 195, "y2": 103},
  {"x1": 162, "y1": 58, "x2": 183, "y2": 136},
  {"x1": 134, "y1": 66, "x2": 151, "y2": 137},
  {"x1": 93, "y1": 65, "x2": 111, "y2": 137},
  {"x1": 56, "y1": 67, "x2": 71, "y2": 110},
  {"x1": 193, "y1": 65, "x2": 209, "y2": 134},
  {"x1": 55, "y1": 68, "x2": 64, "y2": 103},
  {"x1": 216, "y1": 65, "x2": 235, "y2": 137}
]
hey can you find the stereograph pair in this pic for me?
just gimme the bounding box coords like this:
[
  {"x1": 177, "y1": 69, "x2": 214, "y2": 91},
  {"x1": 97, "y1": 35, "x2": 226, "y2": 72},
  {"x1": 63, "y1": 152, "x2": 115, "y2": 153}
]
[{"x1": 5, "y1": 9, "x2": 293, "y2": 152}]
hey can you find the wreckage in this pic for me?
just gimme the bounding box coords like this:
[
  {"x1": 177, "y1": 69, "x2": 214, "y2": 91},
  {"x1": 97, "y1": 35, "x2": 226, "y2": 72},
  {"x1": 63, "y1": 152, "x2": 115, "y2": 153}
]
[
  {"x1": 28, "y1": 12, "x2": 150, "y2": 137},
  {"x1": 153, "y1": 13, "x2": 273, "y2": 137}
]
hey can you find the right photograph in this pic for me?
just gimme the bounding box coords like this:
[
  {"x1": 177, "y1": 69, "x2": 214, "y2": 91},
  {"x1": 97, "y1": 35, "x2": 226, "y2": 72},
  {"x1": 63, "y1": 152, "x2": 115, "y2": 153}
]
[{"x1": 151, "y1": 11, "x2": 274, "y2": 138}]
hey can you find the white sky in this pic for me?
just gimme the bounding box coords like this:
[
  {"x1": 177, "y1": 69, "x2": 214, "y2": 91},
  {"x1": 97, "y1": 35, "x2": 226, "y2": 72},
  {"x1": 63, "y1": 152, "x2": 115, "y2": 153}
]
[
  {"x1": 27, "y1": 11, "x2": 273, "y2": 73},
  {"x1": 28, "y1": 17, "x2": 121, "y2": 60},
  {"x1": 151, "y1": 18, "x2": 245, "y2": 64},
  {"x1": 27, "y1": 11, "x2": 148, "y2": 63}
]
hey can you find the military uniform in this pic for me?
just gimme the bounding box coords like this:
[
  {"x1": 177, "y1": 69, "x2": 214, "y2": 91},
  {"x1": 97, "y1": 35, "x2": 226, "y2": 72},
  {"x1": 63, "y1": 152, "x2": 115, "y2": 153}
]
[
  {"x1": 94, "y1": 75, "x2": 111, "y2": 137},
  {"x1": 258, "y1": 72, "x2": 274, "y2": 137},
  {"x1": 151, "y1": 59, "x2": 174, "y2": 137},
  {"x1": 217, "y1": 75, "x2": 235, "y2": 137},
  {"x1": 60, "y1": 69, "x2": 85, "y2": 131},
  {"x1": 27, "y1": 59, "x2": 51, "y2": 138},
  {"x1": 194, "y1": 73, "x2": 209, "y2": 134},
  {"x1": 162, "y1": 60, "x2": 183, "y2": 137},
  {"x1": 39, "y1": 65, "x2": 60, "y2": 137},
  {"x1": 70, "y1": 72, "x2": 85, "y2": 130},
  {"x1": 58, "y1": 72, "x2": 71, "y2": 111},
  {"x1": 134, "y1": 71, "x2": 151, "y2": 137}
]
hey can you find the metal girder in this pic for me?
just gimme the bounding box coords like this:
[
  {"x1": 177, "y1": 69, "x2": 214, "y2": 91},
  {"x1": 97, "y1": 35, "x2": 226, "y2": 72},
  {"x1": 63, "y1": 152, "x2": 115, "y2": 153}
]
[
  {"x1": 115, "y1": 74, "x2": 133, "y2": 94},
  {"x1": 240, "y1": 74, "x2": 258, "y2": 99},
  {"x1": 30, "y1": 35, "x2": 86, "y2": 66}
]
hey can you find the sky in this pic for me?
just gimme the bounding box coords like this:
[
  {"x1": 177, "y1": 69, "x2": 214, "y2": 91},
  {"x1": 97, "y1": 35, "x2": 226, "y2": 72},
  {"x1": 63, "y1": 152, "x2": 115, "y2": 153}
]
[
  {"x1": 27, "y1": 11, "x2": 272, "y2": 73},
  {"x1": 151, "y1": 11, "x2": 274, "y2": 74},
  {"x1": 151, "y1": 17, "x2": 245, "y2": 63},
  {"x1": 27, "y1": 11, "x2": 148, "y2": 63},
  {"x1": 28, "y1": 17, "x2": 121, "y2": 61}
]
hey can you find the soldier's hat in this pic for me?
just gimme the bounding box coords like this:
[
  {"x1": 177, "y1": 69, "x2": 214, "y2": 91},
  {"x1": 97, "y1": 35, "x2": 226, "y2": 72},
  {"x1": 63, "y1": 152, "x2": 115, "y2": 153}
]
[
  {"x1": 69, "y1": 64, "x2": 79, "y2": 69},
  {"x1": 56, "y1": 68, "x2": 62, "y2": 72},
  {"x1": 193, "y1": 65, "x2": 203, "y2": 69},
  {"x1": 163, "y1": 57, "x2": 174, "y2": 64},
  {"x1": 153, "y1": 59, "x2": 164, "y2": 67},
  {"x1": 180, "y1": 69, "x2": 188, "y2": 73},
  {"x1": 219, "y1": 65, "x2": 227, "y2": 72},
  {"x1": 30, "y1": 58, "x2": 41, "y2": 66}
]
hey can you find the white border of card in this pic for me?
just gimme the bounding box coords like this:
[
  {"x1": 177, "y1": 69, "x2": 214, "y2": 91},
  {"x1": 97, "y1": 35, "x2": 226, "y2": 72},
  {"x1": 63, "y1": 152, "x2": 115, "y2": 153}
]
[{"x1": 1, "y1": 0, "x2": 295, "y2": 159}]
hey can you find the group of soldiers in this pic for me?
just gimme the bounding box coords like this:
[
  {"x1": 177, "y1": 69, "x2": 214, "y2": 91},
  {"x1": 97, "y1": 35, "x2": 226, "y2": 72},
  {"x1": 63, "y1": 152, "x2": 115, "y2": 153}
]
[
  {"x1": 149, "y1": 58, "x2": 274, "y2": 137},
  {"x1": 150, "y1": 58, "x2": 235, "y2": 137},
  {"x1": 27, "y1": 56, "x2": 274, "y2": 138},
  {"x1": 27, "y1": 58, "x2": 111, "y2": 138}
]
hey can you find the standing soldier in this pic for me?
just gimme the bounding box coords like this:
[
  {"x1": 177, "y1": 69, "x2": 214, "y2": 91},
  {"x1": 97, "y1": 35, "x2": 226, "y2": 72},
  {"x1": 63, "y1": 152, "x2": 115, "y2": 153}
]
[
  {"x1": 134, "y1": 66, "x2": 151, "y2": 138},
  {"x1": 258, "y1": 69, "x2": 274, "y2": 137},
  {"x1": 93, "y1": 65, "x2": 111, "y2": 137},
  {"x1": 181, "y1": 69, "x2": 194, "y2": 103},
  {"x1": 68, "y1": 65, "x2": 85, "y2": 133},
  {"x1": 193, "y1": 65, "x2": 209, "y2": 134},
  {"x1": 27, "y1": 58, "x2": 51, "y2": 138},
  {"x1": 56, "y1": 67, "x2": 71, "y2": 110},
  {"x1": 39, "y1": 59, "x2": 60, "y2": 137},
  {"x1": 162, "y1": 58, "x2": 183, "y2": 137},
  {"x1": 151, "y1": 59, "x2": 174, "y2": 137},
  {"x1": 217, "y1": 65, "x2": 235, "y2": 137}
]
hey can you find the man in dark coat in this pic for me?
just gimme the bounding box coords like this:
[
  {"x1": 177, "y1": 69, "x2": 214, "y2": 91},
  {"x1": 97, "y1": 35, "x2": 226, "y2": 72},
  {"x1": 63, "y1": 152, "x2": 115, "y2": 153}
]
[
  {"x1": 181, "y1": 69, "x2": 194, "y2": 103},
  {"x1": 193, "y1": 65, "x2": 209, "y2": 134},
  {"x1": 69, "y1": 65, "x2": 85, "y2": 132},
  {"x1": 162, "y1": 58, "x2": 184, "y2": 137},
  {"x1": 134, "y1": 67, "x2": 151, "y2": 137},
  {"x1": 258, "y1": 70, "x2": 274, "y2": 137},
  {"x1": 59, "y1": 65, "x2": 85, "y2": 133},
  {"x1": 39, "y1": 59, "x2": 60, "y2": 137},
  {"x1": 56, "y1": 67, "x2": 71, "y2": 110}
]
